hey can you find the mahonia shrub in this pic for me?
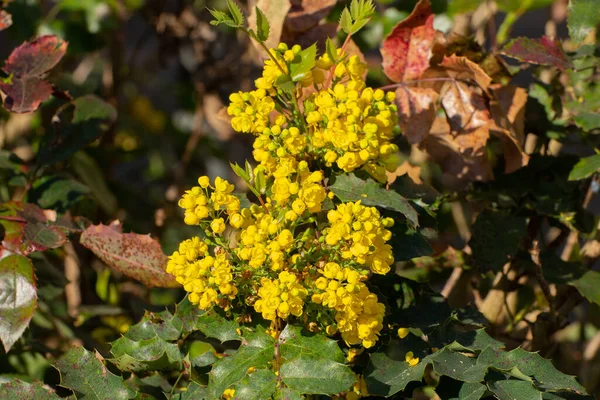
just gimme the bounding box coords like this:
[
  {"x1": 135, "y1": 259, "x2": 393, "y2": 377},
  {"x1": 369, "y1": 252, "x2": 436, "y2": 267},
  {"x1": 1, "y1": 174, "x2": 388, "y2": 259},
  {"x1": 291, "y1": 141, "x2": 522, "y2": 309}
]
[{"x1": 167, "y1": 43, "x2": 398, "y2": 350}]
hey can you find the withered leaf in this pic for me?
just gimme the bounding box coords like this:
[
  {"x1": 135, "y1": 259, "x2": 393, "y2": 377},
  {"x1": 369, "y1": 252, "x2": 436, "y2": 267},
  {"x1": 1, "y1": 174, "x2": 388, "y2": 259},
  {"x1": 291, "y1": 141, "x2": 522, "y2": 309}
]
[
  {"x1": 381, "y1": 0, "x2": 435, "y2": 83},
  {"x1": 249, "y1": 0, "x2": 292, "y2": 58},
  {"x1": 395, "y1": 86, "x2": 439, "y2": 144}
]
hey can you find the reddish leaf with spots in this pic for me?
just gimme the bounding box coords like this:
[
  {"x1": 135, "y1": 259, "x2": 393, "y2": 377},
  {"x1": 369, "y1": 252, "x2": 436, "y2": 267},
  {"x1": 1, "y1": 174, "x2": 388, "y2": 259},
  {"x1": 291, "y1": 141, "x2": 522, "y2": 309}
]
[
  {"x1": 395, "y1": 86, "x2": 438, "y2": 144},
  {"x1": 0, "y1": 35, "x2": 67, "y2": 113},
  {"x1": 500, "y1": 36, "x2": 573, "y2": 71},
  {"x1": 0, "y1": 10, "x2": 12, "y2": 32},
  {"x1": 80, "y1": 224, "x2": 178, "y2": 288},
  {"x1": 381, "y1": 0, "x2": 435, "y2": 83}
]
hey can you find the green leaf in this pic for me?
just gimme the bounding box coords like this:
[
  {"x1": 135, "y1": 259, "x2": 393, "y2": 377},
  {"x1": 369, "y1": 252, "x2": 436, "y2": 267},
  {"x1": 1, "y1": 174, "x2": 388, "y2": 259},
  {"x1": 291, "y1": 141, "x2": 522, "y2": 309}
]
[
  {"x1": 326, "y1": 37, "x2": 337, "y2": 63},
  {"x1": 280, "y1": 355, "x2": 356, "y2": 395},
  {"x1": 365, "y1": 336, "x2": 431, "y2": 396},
  {"x1": 488, "y1": 380, "x2": 542, "y2": 400},
  {"x1": 255, "y1": 7, "x2": 270, "y2": 42},
  {"x1": 430, "y1": 348, "x2": 487, "y2": 383},
  {"x1": 55, "y1": 346, "x2": 136, "y2": 399},
  {"x1": 429, "y1": 326, "x2": 504, "y2": 353},
  {"x1": 568, "y1": 0, "x2": 600, "y2": 44},
  {"x1": 274, "y1": 388, "x2": 304, "y2": 400},
  {"x1": 37, "y1": 95, "x2": 116, "y2": 166},
  {"x1": 196, "y1": 309, "x2": 241, "y2": 342},
  {"x1": 477, "y1": 347, "x2": 587, "y2": 393},
  {"x1": 289, "y1": 43, "x2": 317, "y2": 82},
  {"x1": 172, "y1": 381, "x2": 207, "y2": 400},
  {"x1": 170, "y1": 296, "x2": 206, "y2": 338},
  {"x1": 330, "y1": 173, "x2": 419, "y2": 227},
  {"x1": 573, "y1": 111, "x2": 600, "y2": 131},
  {"x1": 230, "y1": 162, "x2": 250, "y2": 182},
  {"x1": 255, "y1": 169, "x2": 266, "y2": 194},
  {"x1": 0, "y1": 255, "x2": 36, "y2": 352},
  {"x1": 0, "y1": 378, "x2": 59, "y2": 399},
  {"x1": 568, "y1": 154, "x2": 600, "y2": 181},
  {"x1": 570, "y1": 270, "x2": 600, "y2": 306},
  {"x1": 208, "y1": 331, "x2": 275, "y2": 399},
  {"x1": 469, "y1": 210, "x2": 527, "y2": 272},
  {"x1": 339, "y1": 8, "x2": 353, "y2": 34},
  {"x1": 188, "y1": 341, "x2": 218, "y2": 367},
  {"x1": 30, "y1": 176, "x2": 90, "y2": 212},
  {"x1": 450, "y1": 382, "x2": 487, "y2": 400},
  {"x1": 349, "y1": 0, "x2": 374, "y2": 34},
  {"x1": 279, "y1": 325, "x2": 345, "y2": 363},
  {"x1": 226, "y1": 0, "x2": 244, "y2": 27},
  {"x1": 233, "y1": 369, "x2": 277, "y2": 400},
  {"x1": 388, "y1": 223, "x2": 432, "y2": 261},
  {"x1": 20, "y1": 222, "x2": 67, "y2": 254},
  {"x1": 208, "y1": 9, "x2": 232, "y2": 26},
  {"x1": 110, "y1": 335, "x2": 184, "y2": 372}
]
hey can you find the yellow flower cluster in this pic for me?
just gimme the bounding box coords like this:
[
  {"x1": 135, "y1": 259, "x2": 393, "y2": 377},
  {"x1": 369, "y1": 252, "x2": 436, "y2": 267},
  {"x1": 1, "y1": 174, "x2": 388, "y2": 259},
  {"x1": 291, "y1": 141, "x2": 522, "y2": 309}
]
[
  {"x1": 178, "y1": 176, "x2": 240, "y2": 226},
  {"x1": 254, "y1": 271, "x2": 308, "y2": 320},
  {"x1": 311, "y1": 263, "x2": 385, "y2": 348},
  {"x1": 166, "y1": 238, "x2": 237, "y2": 309},
  {"x1": 325, "y1": 201, "x2": 395, "y2": 274},
  {"x1": 227, "y1": 43, "x2": 400, "y2": 182}
]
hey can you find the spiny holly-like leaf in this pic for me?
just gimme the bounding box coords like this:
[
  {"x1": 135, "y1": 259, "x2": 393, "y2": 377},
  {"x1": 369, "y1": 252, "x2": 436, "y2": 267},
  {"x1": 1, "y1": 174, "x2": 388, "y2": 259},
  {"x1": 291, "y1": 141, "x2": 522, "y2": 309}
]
[
  {"x1": 55, "y1": 346, "x2": 136, "y2": 399},
  {"x1": 348, "y1": 0, "x2": 375, "y2": 34},
  {"x1": 80, "y1": 224, "x2": 178, "y2": 288},
  {"x1": 275, "y1": 388, "x2": 304, "y2": 399},
  {"x1": 469, "y1": 210, "x2": 527, "y2": 272},
  {"x1": 37, "y1": 95, "x2": 117, "y2": 166},
  {"x1": 326, "y1": 37, "x2": 337, "y2": 63},
  {"x1": 365, "y1": 335, "x2": 431, "y2": 396},
  {"x1": 567, "y1": 0, "x2": 600, "y2": 44},
  {"x1": 30, "y1": 175, "x2": 90, "y2": 212},
  {"x1": 0, "y1": 36, "x2": 67, "y2": 113},
  {"x1": 226, "y1": 0, "x2": 244, "y2": 27},
  {"x1": 450, "y1": 382, "x2": 487, "y2": 400},
  {"x1": 381, "y1": 0, "x2": 434, "y2": 83},
  {"x1": 477, "y1": 347, "x2": 587, "y2": 393},
  {"x1": 279, "y1": 325, "x2": 344, "y2": 363},
  {"x1": 339, "y1": 8, "x2": 352, "y2": 34},
  {"x1": 232, "y1": 369, "x2": 277, "y2": 400},
  {"x1": 173, "y1": 381, "x2": 208, "y2": 400},
  {"x1": 395, "y1": 86, "x2": 439, "y2": 144},
  {"x1": 110, "y1": 335, "x2": 184, "y2": 372},
  {"x1": 568, "y1": 154, "x2": 600, "y2": 181},
  {"x1": 431, "y1": 348, "x2": 487, "y2": 383},
  {"x1": 0, "y1": 378, "x2": 59, "y2": 399},
  {"x1": 280, "y1": 355, "x2": 356, "y2": 395},
  {"x1": 330, "y1": 173, "x2": 419, "y2": 227},
  {"x1": 500, "y1": 37, "x2": 573, "y2": 71},
  {"x1": 0, "y1": 255, "x2": 37, "y2": 352},
  {"x1": 429, "y1": 326, "x2": 504, "y2": 354},
  {"x1": 255, "y1": 7, "x2": 270, "y2": 42},
  {"x1": 487, "y1": 380, "x2": 542, "y2": 400},
  {"x1": 208, "y1": 331, "x2": 275, "y2": 399},
  {"x1": 195, "y1": 309, "x2": 241, "y2": 342},
  {"x1": 0, "y1": 10, "x2": 12, "y2": 32}
]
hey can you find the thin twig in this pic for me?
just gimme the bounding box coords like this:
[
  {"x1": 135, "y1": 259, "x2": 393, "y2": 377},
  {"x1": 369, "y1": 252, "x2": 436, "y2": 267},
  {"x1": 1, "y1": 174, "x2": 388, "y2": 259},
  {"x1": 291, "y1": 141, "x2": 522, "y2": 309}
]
[{"x1": 531, "y1": 239, "x2": 556, "y2": 315}]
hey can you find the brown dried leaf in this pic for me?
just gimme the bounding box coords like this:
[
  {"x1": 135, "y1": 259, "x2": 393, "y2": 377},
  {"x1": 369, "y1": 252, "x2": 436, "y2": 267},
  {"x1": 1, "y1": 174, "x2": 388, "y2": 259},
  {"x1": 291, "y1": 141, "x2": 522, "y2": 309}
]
[
  {"x1": 440, "y1": 54, "x2": 492, "y2": 91},
  {"x1": 381, "y1": 0, "x2": 435, "y2": 83},
  {"x1": 204, "y1": 93, "x2": 233, "y2": 140},
  {"x1": 489, "y1": 84, "x2": 529, "y2": 173},
  {"x1": 281, "y1": 22, "x2": 337, "y2": 54},
  {"x1": 395, "y1": 86, "x2": 438, "y2": 144},
  {"x1": 440, "y1": 81, "x2": 490, "y2": 134},
  {"x1": 80, "y1": 224, "x2": 178, "y2": 288},
  {"x1": 284, "y1": 0, "x2": 336, "y2": 33},
  {"x1": 422, "y1": 117, "x2": 493, "y2": 183},
  {"x1": 249, "y1": 0, "x2": 292, "y2": 58},
  {"x1": 387, "y1": 161, "x2": 423, "y2": 185}
]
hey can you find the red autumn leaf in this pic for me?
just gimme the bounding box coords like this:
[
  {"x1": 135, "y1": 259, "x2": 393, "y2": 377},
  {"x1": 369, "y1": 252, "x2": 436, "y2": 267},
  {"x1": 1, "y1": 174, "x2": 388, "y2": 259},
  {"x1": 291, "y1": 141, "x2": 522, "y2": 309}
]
[
  {"x1": 80, "y1": 224, "x2": 178, "y2": 288},
  {"x1": 0, "y1": 77, "x2": 53, "y2": 113},
  {"x1": 500, "y1": 36, "x2": 573, "y2": 71},
  {"x1": 0, "y1": 10, "x2": 12, "y2": 32},
  {"x1": 381, "y1": 0, "x2": 435, "y2": 83},
  {"x1": 0, "y1": 36, "x2": 67, "y2": 113},
  {"x1": 395, "y1": 86, "x2": 439, "y2": 144}
]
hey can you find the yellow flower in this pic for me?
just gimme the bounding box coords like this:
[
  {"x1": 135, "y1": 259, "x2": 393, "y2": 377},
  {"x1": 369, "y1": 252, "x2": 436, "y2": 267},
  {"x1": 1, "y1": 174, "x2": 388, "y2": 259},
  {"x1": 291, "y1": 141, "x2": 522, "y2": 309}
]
[
  {"x1": 405, "y1": 351, "x2": 420, "y2": 367},
  {"x1": 222, "y1": 388, "x2": 235, "y2": 399},
  {"x1": 397, "y1": 327, "x2": 409, "y2": 339},
  {"x1": 211, "y1": 218, "x2": 226, "y2": 234}
]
